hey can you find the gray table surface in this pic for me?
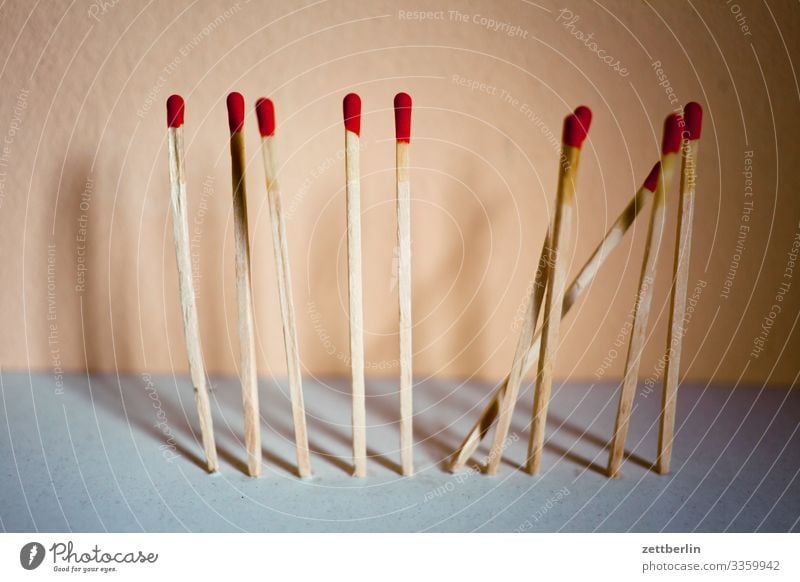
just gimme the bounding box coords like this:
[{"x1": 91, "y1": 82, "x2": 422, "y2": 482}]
[{"x1": 1, "y1": 370, "x2": 797, "y2": 532}]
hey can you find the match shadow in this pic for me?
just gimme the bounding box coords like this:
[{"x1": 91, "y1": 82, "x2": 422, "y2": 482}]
[
  {"x1": 304, "y1": 399, "x2": 403, "y2": 475},
  {"x1": 547, "y1": 412, "x2": 656, "y2": 473},
  {"x1": 75, "y1": 373, "x2": 209, "y2": 472},
  {"x1": 543, "y1": 439, "x2": 607, "y2": 476}
]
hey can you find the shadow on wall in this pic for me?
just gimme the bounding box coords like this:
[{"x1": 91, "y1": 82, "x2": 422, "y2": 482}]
[{"x1": 54, "y1": 158, "x2": 139, "y2": 374}]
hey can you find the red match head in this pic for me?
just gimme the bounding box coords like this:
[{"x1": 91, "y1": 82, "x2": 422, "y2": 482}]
[
  {"x1": 226, "y1": 92, "x2": 245, "y2": 133},
  {"x1": 573, "y1": 105, "x2": 592, "y2": 133},
  {"x1": 563, "y1": 110, "x2": 590, "y2": 148},
  {"x1": 343, "y1": 93, "x2": 361, "y2": 136},
  {"x1": 394, "y1": 92, "x2": 412, "y2": 143},
  {"x1": 166, "y1": 94, "x2": 184, "y2": 128},
  {"x1": 684, "y1": 102, "x2": 703, "y2": 140},
  {"x1": 662, "y1": 113, "x2": 683, "y2": 154},
  {"x1": 255, "y1": 98, "x2": 275, "y2": 137},
  {"x1": 643, "y1": 161, "x2": 661, "y2": 192}
]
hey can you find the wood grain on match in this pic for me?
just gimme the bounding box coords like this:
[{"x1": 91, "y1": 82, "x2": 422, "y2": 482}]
[
  {"x1": 344, "y1": 93, "x2": 367, "y2": 477},
  {"x1": 394, "y1": 93, "x2": 414, "y2": 476},
  {"x1": 607, "y1": 114, "x2": 683, "y2": 477},
  {"x1": 227, "y1": 92, "x2": 261, "y2": 477},
  {"x1": 166, "y1": 95, "x2": 218, "y2": 473},
  {"x1": 526, "y1": 111, "x2": 588, "y2": 475},
  {"x1": 256, "y1": 98, "x2": 312, "y2": 478},
  {"x1": 658, "y1": 102, "x2": 703, "y2": 475},
  {"x1": 486, "y1": 234, "x2": 550, "y2": 475}
]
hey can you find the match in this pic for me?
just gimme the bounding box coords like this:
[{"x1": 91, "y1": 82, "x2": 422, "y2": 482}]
[
  {"x1": 658, "y1": 102, "x2": 703, "y2": 475},
  {"x1": 344, "y1": 93, "x2": 367, "y2": 477},
  {"x1": 526, "y1": 108, "x2": 591, "y2": 475},
  {"x1": 485, "y1": 233, "x2": 549, "y2": 475},
  {"x1": 394, "y1": 92, "x2": 414, "y2": 476},
  {"x1": 165, "y1": 95, "x2": 219, "y2": 473},
  {"x1": 486, "y1": 107, "x2": 592, "y2": 475},
  {"x1": 606, "y1": 113, "x2": 683, "y2": 477},
  {"x1": 255, "y1": 98, "x2": 312, "y2": 478},
  {"x1": 227, "y1": 91, "x2": 261, "y2": 477}
]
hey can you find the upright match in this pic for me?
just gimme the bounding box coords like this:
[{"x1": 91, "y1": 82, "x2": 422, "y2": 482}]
[
  {"x1": 658, "y1": 101, "x2": 703, "y2": 475},
  {"x1": 165, "y1": 95, "x2": 218, "y2": 473},
  {"x1": 525, "y1": 108, "x2": 590, "y2": 475},
  {"x1": 227, "y1": 91, "x2": 261, "y2": 477},
  {"x1": 484, "y1": 105, "x2": 591, "y2": 475},
  {"x1": 255, "y1": 98, "x2": 312, "y2": 478},
  {"x1": 394, "y1": 92, "x2": 414, "y2": 477},
  {"x1": 344, "y1": 93, "x2": 367, "y2": 477},
  {"x1": 607, "y1": 113, "x2": 683, "y2": 478}
]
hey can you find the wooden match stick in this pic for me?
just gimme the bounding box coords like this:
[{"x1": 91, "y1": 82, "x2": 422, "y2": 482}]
[
  {"x1": 255, "y1": 98, "x2": 312, "y2": 478},
  {"x1": 658, "y1": 102, "x2": 702, "y2": 475},
  {"x1": 449, "y1": 160, "x2": 660, "y2": 472},
  {"x1": 487, "y1": 106, "x2": 590, "y2": 474},
  {"x1": 227, "y1": 92, "x2": 261, "y2": 477},
  {"x1": 394, "y1": 92, "x2": 414, "y2": 477},
  {"x1": 485, "y1": 232, "x2": 550, "y2": 475},
  {"x1": 344, "y1": 93, "x2": 367, "y2": 477},
  {"x1": 607, "y1": 115, "x2": 682, "y2": 478},
  {"x1": 166, "y1": 95, "x2": 218, "y2": 473},
  {"x1": 526, "y1": 108, "x2": 591, "y2": 474}
]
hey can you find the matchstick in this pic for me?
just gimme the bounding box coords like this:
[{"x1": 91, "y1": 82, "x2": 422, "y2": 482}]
[
  {"x1": 344, "y1": 93, "x2": 367, "y2": 477},
  {"x1": 227, "y1": 92, "x2": 261, "y2": 477},
  {"x1": 449, "y1": 161, "x2": 660, "y2": 472},
  {"x1": 485, "y1": 232, "x2": 550, "y2": 475},
  {"x1": 607, "y1": 114, "x2": 682, "y2": 478},
  {"x1": 485, "y1": 109, "x2": 593, "y2": 475},
  {"x1": 255, "y1": 98, "x2": 312, "y2": 478},
  {"x1": 166, "y1": 95, "x2": 218, "y2": 473},
  {"x1": 394, "y1": 92, "x2": 414, "y2": 476},
  {"x1": 526, "y1": 109, "x2": 590, "y2": 474},
  {"x1": 658, "y1": 102, "x2": 702, "y2": 475}
]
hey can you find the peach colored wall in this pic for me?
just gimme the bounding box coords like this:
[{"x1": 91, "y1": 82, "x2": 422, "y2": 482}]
[{"x1": 0, "y1": 0, "x2": 798, "y2": 385}]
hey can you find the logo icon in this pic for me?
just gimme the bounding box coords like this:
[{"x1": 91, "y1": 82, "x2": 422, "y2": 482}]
[{"x1": 20, "y1": 542, "x2": 45, "y2": 570}]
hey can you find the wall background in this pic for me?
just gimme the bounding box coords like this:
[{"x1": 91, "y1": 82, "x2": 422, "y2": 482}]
[{"x1": 0, "y1": 0, "x2": 797, "y2": 385}]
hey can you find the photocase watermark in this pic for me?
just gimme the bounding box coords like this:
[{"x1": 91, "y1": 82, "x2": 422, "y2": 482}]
[
  {"x1": 721, "y1": 150, "x2": 754, "y2": 300},
  {"x1": 137, "y1": 1, "x2": 249, "y2": 118},
  {"x1": 87, "y1": 0, "x2": 122, "y2": 22},
  {"x1": 141, "y1": 373, "x2": 180, "y2": 463},
  {"x1": 451, "y1": 73, "x2": 560, "y2": 153},
  {"x1": 20, "y1": 539, "x2": 159, "y2": 573},
  {"x1": 555, "y1": 8, "x2": 629, "y2": 77},
  {"x1": 189, "y1": 175, "x2": 215, "y2": 295},
  {"x1": 514, "y1": 486, "x2": 570, "y2": 531},
  {"x1": 423, "y1": 433, "x2": 520, "y2": 502},
  {"x1": 398, "y1": 9, "x2": 529, "y2": 38},
  {"x1": 19, "y1": 542, "x2": 45, "y2": 570},
  {"x1": 639, "y1": 279, "x2": 707, "y2": 399},
  {"x1": 74, "y1": 177, "x2": 93, "y2": 294},
  {"x1": 749, "y1": 221, "x2": 799, "y2": 359},
  {"x1": 46, "y1": 540, "x2": 157, "y2": 574},
  {"x1": 0, "y1": 87, "x2": 29, "y2": 209},
  {"x1": 47, "y1": 244, "x2": 64, "y2": 397}
]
